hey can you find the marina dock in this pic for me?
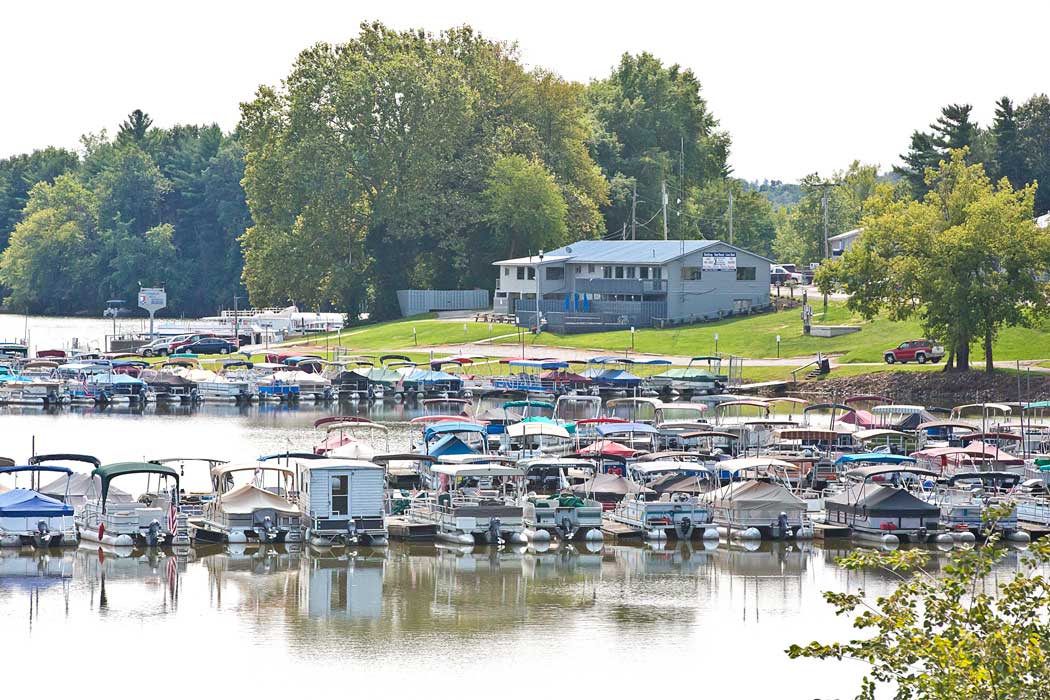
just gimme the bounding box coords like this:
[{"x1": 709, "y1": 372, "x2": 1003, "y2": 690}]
[{"x1": 387, "y1": 516, "x2": 437, "y2": 541}]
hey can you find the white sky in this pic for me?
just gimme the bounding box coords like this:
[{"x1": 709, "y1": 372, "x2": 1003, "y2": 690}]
[{"x1": 3, "y1": 0, "x2": 1048, "y2": 182}]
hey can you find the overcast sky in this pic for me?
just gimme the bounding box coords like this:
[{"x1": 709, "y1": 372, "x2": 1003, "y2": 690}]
[{"x1": 4, "y1": 0, "x2": 1048, "y2": 182}]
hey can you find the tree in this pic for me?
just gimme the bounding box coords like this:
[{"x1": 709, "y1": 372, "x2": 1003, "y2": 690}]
[
  {"x1": 896, "y1": 131, "x2": 942, "y2": 197},
  {"x1": 483, "y1": 155, "x2": 568, "y2": 259},
  {"x1": 788, "y1": 509, "x2": 1050, "y2": 700},
  {"x1": 0, "y1": 147, "x2": 79, "y2": 249},
  {"x1": 92, "y1": 144, "x2": 171, "y2": 233},
  {"x1": 932, "y1": 103, "x2": 977, "y2": 151},
  {"x1": 0, "y1": 174, "x2": 102, "y2": 313},
  {"x1": 117, "y1": 109, "x2": 153, "y2": 145},
  {"x1": 239, "y1": 22, "x2": 607, "y2": 318},
  {"x1": 991, "y1": 96, "x2": 1027, "y2": 189},
  {"x1": 687, "y1": 179, "x2": 776, "y2": 257},
  {"x1": 896, "y1": 105, "x2": 978, "y2": 198},
  {"x1": 1017, "y1": 94, "x2": 1050, "y2": 214},
  {"x1": 818, "y1": 150, "x2": 1050, "y2": 371},
  {"x1": 586, "y1": 52, "x2": 729, "y2": 239}
]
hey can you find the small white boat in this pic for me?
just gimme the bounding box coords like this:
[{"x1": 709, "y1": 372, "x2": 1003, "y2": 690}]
[{"x1": 519, "y1": 458, "x2": 603, "y2": 542}]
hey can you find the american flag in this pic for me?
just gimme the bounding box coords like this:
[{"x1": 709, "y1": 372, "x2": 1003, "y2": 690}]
[{"x1": 168, "y1": 499, "x2": 177, "y2": 535}]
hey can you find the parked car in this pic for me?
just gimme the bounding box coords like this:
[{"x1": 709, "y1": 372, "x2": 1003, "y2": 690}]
[
  {"x1": 770, "y1": 265, "x2": 804, "y2": 285},
  {"x1": 167, "y1": 333, "x2": 220, "y2": 354},
  {"x1": 137, "y1": 337, "x2": 171, "y2": 357},
  {"x1": 884, "y1": 340, "x2": 945, "y2": 364},
  {"x1": 180, "y1": 337, "x2": 238, "y2": 355}
]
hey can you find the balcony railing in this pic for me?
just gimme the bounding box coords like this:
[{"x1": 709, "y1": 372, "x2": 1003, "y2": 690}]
[{"x1": 574, "y1": 278, "x2": 667, "y2": 295}]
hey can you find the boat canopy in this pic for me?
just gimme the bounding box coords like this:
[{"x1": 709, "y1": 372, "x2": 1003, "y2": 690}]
[
  {"x1": 0, "y1": 465, "x2": 73, "y2": 477},
  {"x1": 678, "y1": 430, "x2": 740, "y2": 441},
  {"x1": 432, "y1": 463, "x2": 524, "y2": 478},
  {"x1": 596, "y1": 422, "x2": 658, "y2": 436},
  {"x1": 508, "y1": 360, "x2": 569, "y2": 370},
  {"x1": 834, "y1": 453, "x2": 916, "y2": 466},
  {"x1": 946, "y1": 471, "x2": 1021, "y2": 487},
  {"x1": 775, "y1": 428, "x2": 844, "y2": 441},
  {"x1": 576, "y1": 440, "x2": 641, "y2": 457},
  {"x1": 28, "y1": 453, "x2": 101, "y2": 468},
  {"x1": 424, "y1": 422, "x2": 487, "y2": 442},
  {"x1": 871, "y1": 404, "x2": 925, "y2": 415},
  {"x1": 845, "y1": 464, "x2": 938, "y2": 480},
  {"x1": 852, "y1": 428, "x2": 911, "y2": 441},
  {"x1": 572, "y1": 473, "x2": 652, "y2": 498},
  {"x1": 606, "y1": 397, "x2": 663, "y2": 408},
  {"x1": 502, "y1": 400, "x2": 555, "y2": 410},
  {"x1": 519, "y1": 457, "x2": 596, "y2": 471},
  {"x1": 631, "y1": 461, "x2": 715, "y2": 476},
  {"x1": 314, "y1": 416, "x2": 379, "y2": 428},
  {"x1": 915, "y1": 420, "x2": 977, "y2": 431},
  {"x1": 506, "y1": 422, "x2": 571, "y2": 439},
  {"x1": 296, "y1": 458, "x2": 383, "y2": 473},
  {"x1": 844, "y1": 394, "x2": 892, "y2": 406},
  {"x1": 827, "y1": 483, "x2": 939, "y2": 515},
  {"x1": 372, "y1": 453, "x2": 437, "y2": 464},
  {"x1": 212, "y1": 462, "x2": 295, "y2": 478},
  {"x1": 803, "y1": 403, "x2": 852, "y2": 414},
  {"x1": 92, "y1": 462, "x2": 179, "y2": 505},
  {"x1": 0, "y1": 489, "x2": 74, "y2": 517},
  {"x1": 718, "y1": 456, "x2": 798, "y2": 475}
]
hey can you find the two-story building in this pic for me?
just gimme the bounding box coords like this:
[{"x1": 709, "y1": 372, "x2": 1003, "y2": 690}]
[{"x1": 493, "y1": 239, "x2": 772, "y2": 333}]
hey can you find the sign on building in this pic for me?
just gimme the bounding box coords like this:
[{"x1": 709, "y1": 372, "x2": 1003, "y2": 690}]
[
  {"x1": 138, "y1": 287, "x2": 167, "y2": 312},
  {"x1": 702, "y1": 251, "x2": 737, "y2": 271}
]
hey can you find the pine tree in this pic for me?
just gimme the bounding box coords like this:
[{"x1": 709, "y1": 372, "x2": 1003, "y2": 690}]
[
  {"x1": 117, "y1": 109, "x2": 153, "y2": 144},
  {"x1": 894, "y1": 130, "x2": 940, "y2": 197},
  {"x1": 992, "y1": 96, "x2": 1026, "y2": 188},
  {"x1": 931, "y1": 103, "x2": 977, "y2": 151}
]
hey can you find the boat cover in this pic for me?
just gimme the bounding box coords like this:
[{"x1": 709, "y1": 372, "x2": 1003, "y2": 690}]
[
  {"x1": 427, "y1": 435, "x2": 478, "y2": 458},
  {"x1": 0, "y1": 489, "x2": 74, "y2": 517},
  {"x1": 38, "y1": 473, "x2": 132, "y2": 502},
  {"x1": 572, "y1": 473, "x2": 653, "y2": 498},
  {"x1": 700, "y1": 480, "x2": 806, "y2": 512},
  {"x1": 220, "y1": 484, "x2": 298, "y2": 515},
  {"x1": 648, "y1": 472, "x2": 712, "y2": 495},
  {"x1": 327, "y1": 441, "x2": 378, "y2": 460},
  {"x1": 827, "y1": 483, "x2": 939, "y2": 516}
]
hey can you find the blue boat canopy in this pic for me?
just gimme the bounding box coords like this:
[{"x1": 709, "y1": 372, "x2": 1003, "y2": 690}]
[
  {"x1": 424, "y1": 422, "x2": 487, "y2": 442},
  {"x1": 508, "y1": 360, "x2": 569, "y2": 370},
  {"x1": 0, "y1": 489, "x2": 74, "y2": 517},
  {"x1": 834, "y1": 453, "x2": 917, "y2": 466},
  {"x1": 427, "y1": 434, "x2": 478, "y2": 458},
  {"x1": 592, "y1": 369, "x2": 641, "y2": 387},
  {"x1": 0, "y1": 465, "x2": 73, "y2": 476}
]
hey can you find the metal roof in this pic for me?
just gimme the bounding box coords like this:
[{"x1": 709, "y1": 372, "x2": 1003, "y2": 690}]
[{"x1": 493, "y1": 239, "x2": 771, "y2": 266}]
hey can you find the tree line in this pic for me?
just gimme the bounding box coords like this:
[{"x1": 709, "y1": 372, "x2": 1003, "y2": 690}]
[{"x1": 0, "y1": 111, "x2": 250, "y2": 316}]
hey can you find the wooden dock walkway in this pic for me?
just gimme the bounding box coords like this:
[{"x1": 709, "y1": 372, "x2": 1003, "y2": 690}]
[
  {"x1": 600, "y1": 516, "x2": 643, "y2": 541},
  {"x1": 812, "y1": 522, "x2": 852, "y2": 540},
  {"x1": 1020, "y1": 522, "x2": 1050, "y2": 540},
  {"x1": 387, "y1": 516, "x2": 437, "y2": 542}
]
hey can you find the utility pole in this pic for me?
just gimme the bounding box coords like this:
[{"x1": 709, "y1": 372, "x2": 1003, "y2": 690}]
[
  {"x1": 661, "y1": 180, "x2": 669, "y2": 240},
  {"x1": 233, "y1": 295, "x2": 241, "y2": 349},
  {"x1": 728, "y1": 191, "x2": 734, "y2": 245},
  {"x1": 822, "y1": 189, "x2": 830, "y2": 259},
  {"x1": 630, "y1": 180, "x2": 637, "y2": 240}
]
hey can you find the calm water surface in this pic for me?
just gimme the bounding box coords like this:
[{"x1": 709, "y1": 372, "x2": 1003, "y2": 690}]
[{"x1": 0, "y1": 405, "x2": 1031, "y2": 699}]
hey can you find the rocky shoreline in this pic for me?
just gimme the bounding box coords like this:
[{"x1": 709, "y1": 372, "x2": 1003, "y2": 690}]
[{"x1": 779, "y1": 370, "x2": 1050, "y2": 407}]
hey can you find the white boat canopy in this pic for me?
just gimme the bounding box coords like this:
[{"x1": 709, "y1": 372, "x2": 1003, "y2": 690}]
[
  {"x1": 631, "y1": 461, "x2": 716, "y2": 476},
  {"x1": 431, "y1": 464, "x2": 525, "y2": 478},
  {"x1": 506, "y1": 422, "x2": 571, "y2": 439},
  {"x1": 296, "y1": 458, "x2": 383, "y2": 472},
  {"x1": 220, "y1": 483, "x2": 299, "y2": 515},
  {"x1": 852, "y1": 428, "x2": 911, "y2": 441},
  {"x1": 871, "y1": 404, "x2": 925, "y2": 415},
  {"x1": 718, "y1": 456, "x2": 798, "y2": 474}
]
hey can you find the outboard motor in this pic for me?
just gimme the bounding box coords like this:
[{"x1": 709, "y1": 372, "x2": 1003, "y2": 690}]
[
  {"x1": 777, "y1": 512, "x2": 790, "y2": 539},
  {"x1": 675, "y1": 516, "x2": 693, "y2": 540},
  {"x1": 559, "y1": 515, "x2": 577, "y2": 541},
  {"x1": 488, "y1": 517, "x2": 504, "y2": 546},
  {"x1": 146, "y1": 519, "x2": 162, "y2": 546},
  {"x1": 257, "y1": 515, "x2": 278, "y2": 543},
  {"x1": 346, "y1": 519, "x2": 359, "y2": 545},
  {"x1": 33, "y1": 520, "x2": 51, "y2": 548}
]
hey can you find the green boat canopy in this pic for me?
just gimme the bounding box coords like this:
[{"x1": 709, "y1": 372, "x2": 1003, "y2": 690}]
[{"x1": 92, "y1": 461, "x2": 179, "y2": 506}]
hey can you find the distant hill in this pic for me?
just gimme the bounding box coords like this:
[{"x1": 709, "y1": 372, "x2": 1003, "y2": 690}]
[{"x1": 746, "y1": 179, "x2": 802, "y2": 209}]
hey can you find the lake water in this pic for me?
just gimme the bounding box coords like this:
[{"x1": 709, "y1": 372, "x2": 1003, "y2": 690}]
[{"x1": 0, "y1": 407, "x2": 1032, "y2": 699}]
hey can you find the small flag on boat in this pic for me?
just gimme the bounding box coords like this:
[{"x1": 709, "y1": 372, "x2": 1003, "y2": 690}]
[{"x1": 168, "y1": 499, "x2": 177, "y2": 534}]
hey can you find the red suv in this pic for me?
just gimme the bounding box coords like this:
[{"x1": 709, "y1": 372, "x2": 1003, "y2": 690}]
[{"x1": 884, "y1": 339, "x2": 945, "y2": 365}]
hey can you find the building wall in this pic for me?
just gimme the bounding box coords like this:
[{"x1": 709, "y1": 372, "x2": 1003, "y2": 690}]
[{"x1": 664, "y1": 243, "x2": 771, "y2": 322}]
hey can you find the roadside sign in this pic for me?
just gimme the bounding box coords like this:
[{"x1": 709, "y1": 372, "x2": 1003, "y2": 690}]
[{"x1": 138, "y1": 287, "x2": 167, "y2": 313}]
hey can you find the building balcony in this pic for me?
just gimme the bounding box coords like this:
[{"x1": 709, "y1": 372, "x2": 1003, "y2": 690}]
[{"x1": 573, "y1": 278, "x2": 667, "y2": 295}]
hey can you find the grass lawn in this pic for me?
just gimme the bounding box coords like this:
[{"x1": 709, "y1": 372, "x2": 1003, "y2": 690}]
[
  {"x1": 288, "y1": 301, "x2": 1050, "y2": 364},
  {"x1": 507, "y1": 301, "x2": 1050, "y2": 363}
]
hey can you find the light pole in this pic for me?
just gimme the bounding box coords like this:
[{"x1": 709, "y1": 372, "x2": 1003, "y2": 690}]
[
  {"x1": 714, "y1": 332, "x2": 719, "y2": 355},
  {"x1": 630, "y1": 326, "x2": 636, "y2": 354},
  {"x1": 535, "y1": 250, "x2": 544, "y2": 333},
  {"x1": 233, "y1": 295, "x2": 241, "y2": 349},
  {"x1": 776, "y1": 334, "x2": 781, "y2": 359}
]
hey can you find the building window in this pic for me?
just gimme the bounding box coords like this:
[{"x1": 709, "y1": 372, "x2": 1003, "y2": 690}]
[
  {"x1": 736, "y1": 266, "x2": 756, "y2": 281},
  {"x1": 527, "y1": 268, "x2": 536, "y2": 280},
  {"x1": 504, "y1": 267, "x2": 510, "y2": 277},
  {"x1": 682, "y1": 267, "x2": 702, "y2": 281},
  {"x1": 588, "y1": 264, "x2": 595, "y2": 273},
  {"x1": 575, "y1": 265, "x2": 582, "y2": 274},
  {"x1": 517, "y1": 267, "x2": 525, "y2": 280},
  {"x1": 653, "y1": 267, "x2": 663, "y2": 279},
  {"x1": 615, "y1": 266, "x2": 624, "y2": 279},
  {"x1": 546, "y1": 267, "x2": 564, "y2": 281},
  {"x1": 639, "y1": 267, "x2": 650, "y2": 279},
  {"x1": 331, "y1": 475, "x2": 349, "y2": 516},
  {"x1": 603, "y1": 266, "x2": 612, "y2": 279}
]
